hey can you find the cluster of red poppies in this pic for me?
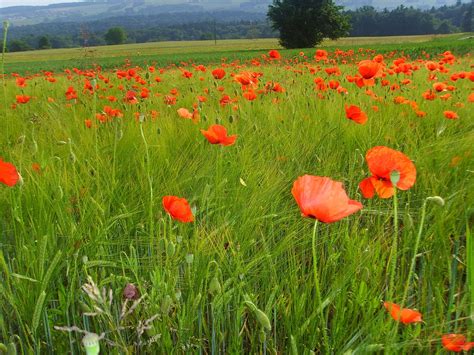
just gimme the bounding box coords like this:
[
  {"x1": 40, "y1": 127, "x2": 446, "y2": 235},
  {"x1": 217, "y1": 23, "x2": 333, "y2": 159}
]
[{"x1": 3, "y1": 48, "x2": 472, "y2": 351}]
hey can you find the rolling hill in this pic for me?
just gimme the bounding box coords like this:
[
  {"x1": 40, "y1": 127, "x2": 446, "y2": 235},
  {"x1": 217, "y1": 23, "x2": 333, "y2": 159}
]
[{"x1": 1, "y1": 0, "x2": 469, "y2": 26}]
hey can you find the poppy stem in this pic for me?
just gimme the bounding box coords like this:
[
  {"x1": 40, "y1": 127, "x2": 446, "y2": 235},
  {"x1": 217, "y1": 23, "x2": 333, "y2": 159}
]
[
  {"x1": 311, "y1": 220, "x2": 330, "y2": 353},
  {"x1": 401, "y1": 200, "x2": 427, "y2": 308},
  {"x1": 140, "y1": 123, "x2": 154, "y2": 243},
  {"x1": 1, "y1": 21, "x2": 8, "y2": 140},
  {"x1": 388, "y1": 188, "x2": 399, "y2": 300}
]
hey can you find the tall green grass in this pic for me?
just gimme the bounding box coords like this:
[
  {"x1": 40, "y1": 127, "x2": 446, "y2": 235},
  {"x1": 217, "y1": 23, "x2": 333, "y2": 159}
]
[{"x1": 0, "y1": 44, "x2": 472, "y2": 353}]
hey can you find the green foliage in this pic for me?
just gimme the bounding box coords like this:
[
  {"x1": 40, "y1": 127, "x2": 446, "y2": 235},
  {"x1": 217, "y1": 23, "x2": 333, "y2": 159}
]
[
  {"x1": 461, "y1": 3, "x2": 473, "y2": 32},
  {"x1": 4, "y1": 3, "x2": 472, "y2": 53},
  {"x1": 267, "y1": 0, "x2": 350, "y2": 48},
  {"x1": 104, "y1": 26, "x2": 126, "y2": 45},
  {"x1": 346, "y1": 2, "x2": 472, "y2": 36},
  {"x1": 37, "y1": 36, "x2": 51, "y2": 50},
  {"x1": 8, "y1": 39, "x2": 32, "y2": 52}
]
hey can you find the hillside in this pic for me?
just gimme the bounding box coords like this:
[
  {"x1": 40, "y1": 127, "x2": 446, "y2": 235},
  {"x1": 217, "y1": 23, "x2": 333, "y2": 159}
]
[{"x1": 1, "y1": 0, "x2": 469, "y2": 26}]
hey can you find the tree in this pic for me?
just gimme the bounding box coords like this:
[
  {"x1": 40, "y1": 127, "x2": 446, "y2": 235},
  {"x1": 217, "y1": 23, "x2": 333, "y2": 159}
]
[
  {"x1": 104, "y1": 27, "x2": 126, "y2": 45},
  {"x1": 8, "y1": 40, "x2": 32, "y2": 52},
  {"x1": 461, "y1": 3, "x2": 472, "y2": 32},
  {"x1": 267, "y1": 0, "x2": 349, "y2": 49},
  {"x1": 37, "y1": 36, "x2": 52, "y2": 49}
]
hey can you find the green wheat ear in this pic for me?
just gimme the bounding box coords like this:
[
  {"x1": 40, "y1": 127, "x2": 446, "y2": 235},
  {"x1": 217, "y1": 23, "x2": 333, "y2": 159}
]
[{"x1": 82, "y1": 333, "x2": 100, "y2": 355}]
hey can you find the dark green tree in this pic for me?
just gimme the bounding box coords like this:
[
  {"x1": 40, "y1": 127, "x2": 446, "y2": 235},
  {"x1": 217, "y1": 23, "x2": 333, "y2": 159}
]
[
  {"x1": 461, "y1": 3, "x2": 472, "y2": 32},
  {"x1": 267, "y1": 0, "x2": 350, "y2": 49},
  {"x1": 37, "y1": 36, "x2": 52, "y2": 49},
  {"x1": 104, "y1": 27, "x2": 126, "y2": 45},
  {"x1": 8, "y1": 39, "x2": 32, "y2": 52}
]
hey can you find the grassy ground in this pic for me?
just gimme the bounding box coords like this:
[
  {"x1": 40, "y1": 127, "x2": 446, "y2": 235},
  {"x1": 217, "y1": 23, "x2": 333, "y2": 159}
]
[
  {"x1": 0, "y1": 39, "x2": 473, "y2": 353},
  {"x1": 4, "y1": 33, "x2": 473, "y2": 74}
]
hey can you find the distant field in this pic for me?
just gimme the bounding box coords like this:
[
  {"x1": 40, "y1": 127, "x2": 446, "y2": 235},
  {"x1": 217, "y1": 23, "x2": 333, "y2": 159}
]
[{"x1": 4, "y1": 33, "x2": 472, "y2": 73}]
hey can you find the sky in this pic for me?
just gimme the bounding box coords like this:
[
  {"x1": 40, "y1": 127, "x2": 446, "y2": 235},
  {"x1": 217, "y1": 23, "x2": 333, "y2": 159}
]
[{"x1": 0, "y1": 0, "x2": 79, "y2": 8}]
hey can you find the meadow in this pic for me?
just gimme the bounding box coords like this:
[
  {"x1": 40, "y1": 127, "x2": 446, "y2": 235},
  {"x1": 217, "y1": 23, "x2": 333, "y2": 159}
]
[{"x1": 0, "y1": 35, "x2": 473, "y2": 354}]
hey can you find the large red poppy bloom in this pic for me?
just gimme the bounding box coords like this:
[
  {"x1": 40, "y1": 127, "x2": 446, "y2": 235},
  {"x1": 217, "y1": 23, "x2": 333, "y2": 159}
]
[
  {"x1": 162, "y1": 196, "x2": 194, "y2": 223},
  {"x1": 444, "y1": 110, "x2": 459, "y2": 119},
  {"x1": 16, "y1": 95, "x2": 31, "y2": 104},
  {"x1": 0, "y1": 159, "x2": 20, "y2": 187},
  {"x1": 441, "y1": 334, "x2": 474, "y2": 352},
  {"x1": 211, "y1": 68, "x2": 226, "y2": 80},
  {"x1": 201, "y1": 124, "x2": 237, "y2": 146},
  {"x1": 291, "y1": 175, "x2": 363, "y2": 223},
  {"x1": 383, "y1": 302, "x2": 422, "y2": 324},
  {"x1": 358, "y1": 60, "x2": 381, "y2": 79},
  {"x1": 359, "y1": 146, "x2": 416, "y2": 199},
  {"x1": 268, "y1": 50, "x2": 281, "y2": 59},
  {"x1": 345, "y1": 105, "x2": 368, "y2": 124}
]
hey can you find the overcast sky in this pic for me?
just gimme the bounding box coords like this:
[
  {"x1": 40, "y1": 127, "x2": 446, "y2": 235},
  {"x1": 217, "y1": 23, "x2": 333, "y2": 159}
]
[{"x1": 0, "y1": 0, "x2": 79, "y2": 8}]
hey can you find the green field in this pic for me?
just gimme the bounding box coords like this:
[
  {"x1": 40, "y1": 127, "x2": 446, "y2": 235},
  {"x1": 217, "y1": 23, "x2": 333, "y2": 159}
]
[
  {"x1": 4, "y1": 33, "x2": 473, "y2": 74},
  {"x1": 0, "y1": 36, "x2": 473, "y2": 353}
]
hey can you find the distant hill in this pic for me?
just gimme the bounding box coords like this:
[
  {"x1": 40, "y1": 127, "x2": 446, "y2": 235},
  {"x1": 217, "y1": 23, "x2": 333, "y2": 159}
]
[{"x1": 1, "y1": 0, "x2": 469, "y2": 26}]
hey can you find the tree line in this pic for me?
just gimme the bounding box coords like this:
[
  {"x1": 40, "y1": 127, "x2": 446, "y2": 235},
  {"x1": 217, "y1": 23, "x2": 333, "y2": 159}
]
[{"x1": 3, "y1": 2, "x2": 472, "y2": 52}]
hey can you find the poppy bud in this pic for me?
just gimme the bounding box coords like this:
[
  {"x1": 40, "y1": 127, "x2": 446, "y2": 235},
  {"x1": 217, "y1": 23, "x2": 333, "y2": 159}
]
[
  {"x1": 390, "y1": 170, "x2": 400, "y2": 186},
  {"x1": 161, "y1": 295, "x2": 173, "y2": 314},
  {"x1": 255, "y1": 309, "x2": 272, "y2": 331},
  {"x1": 427, "y1": 196, "x2": 445, "y2": 206},
  {"x1": 209, "y1": 276, "x2": 222, "y2": 296},
  {"x1": 82, "y1": 333, "x2": 100, "y2": 355},
  {"x1": 193, "y1": 293, "x2": 202, "y2": 309},
  {"x1": 185, "y1": 254, "x2": 194, "y2": 264},
  {"x1": 123, "y1": 283, "x2": 140, "y2": 300},
  {"x1": 166, "y1": 241, "x2": 176, "y2": 257}
]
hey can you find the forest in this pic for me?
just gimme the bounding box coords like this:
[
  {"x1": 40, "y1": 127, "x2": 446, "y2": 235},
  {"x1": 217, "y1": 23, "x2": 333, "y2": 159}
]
[{"x1": 3, "y1": 2, "x2": 472, "y2": 52}]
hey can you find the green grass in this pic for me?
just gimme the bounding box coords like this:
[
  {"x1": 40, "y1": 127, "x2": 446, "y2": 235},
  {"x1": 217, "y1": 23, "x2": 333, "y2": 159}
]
[
  {"x1": 0, "y1": 38, "x2": 473, "y2": 353},
  {"x1": 4, "y1": 33, "x2": 473, "y2": 74}
]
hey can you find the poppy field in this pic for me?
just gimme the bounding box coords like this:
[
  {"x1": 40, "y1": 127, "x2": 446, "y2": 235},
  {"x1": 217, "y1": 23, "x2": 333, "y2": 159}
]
[{"x1": 1, "y1": 40, "x2": 473, "y2": 353}]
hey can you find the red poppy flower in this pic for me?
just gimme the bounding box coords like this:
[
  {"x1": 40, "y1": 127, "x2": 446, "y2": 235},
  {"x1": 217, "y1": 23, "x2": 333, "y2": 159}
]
[
  {"x1": 182, "y1": 70, "x2": 193, "y2": 78},
  {"x1": 162, "y1": 196, "x2": 194, "y2": 223},
  {"x1": 291, "y1": 175, "x2": 363, "y2": 223},
  {"x1": 65, "y1": 86, "x2": 77, "y2": 100},
  {"x1": 31, "y1": 162, "x2": 41, "y2": 173},
  {"x1": 444, "y1": 110, "x2": 459, "y2": 119},
  {"x1": 243, "y1": 90, "x2": 257, "y2": 101},
  {"x1": 358, "y1": 60, "x2": 381, "y2": 79},
  {"x1": 441, "y1": 334, "x2": 474, "y2": 352},
  {"x1": 0, "y1": 159, "x2": 20, "y2": 187},
  {"x1": 345, "y1": 105, "x2": 368, "y2": 124},
  {"x1": 164, "y1": 95, "x2": 177, "y2": 105},
  {"x1": 211, "y1": 68, "x2": 226, "y2": 80},
  {"x1": 422, "y1": 89, "x2": 436, "y2": 101},
  {"x1": 314, "y1": 49, "x2": 328, "y2": 61},
  {"x1": 16, "y1": 77, "x2": 27, "y2": 87},
  {"x1": 16, "y1": 95, "x2": 31, "y2": 104},
  {"x1": 433, "y1": 82, "x2": 447, "y2": 92},
  {"x1": 425, "y1": 61, "x2": 438, "y2": 71},
  {"x1": 359, "y1": 146, "x2": 416, "y2": 199},
  {"x1": 177, "y1": 108, "x2": 193, "y2": 119},
  {"x1": 383, "y1": 302, "x2": 422, "y2": 324},
  {"x1": 201, "y1": 124, "x2": 237, "y2": 146},
  {"x1": 268, "y1": 50, "x2": 281, "y2": 59},
  {"x1": 177, "y1": 108, "x2": 199, "y2": 123}
]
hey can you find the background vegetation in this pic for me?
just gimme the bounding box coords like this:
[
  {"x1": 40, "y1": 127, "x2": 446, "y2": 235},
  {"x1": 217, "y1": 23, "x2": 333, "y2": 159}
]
[{"x1": 2, "y1": 1, "x2": 472, "y2": 52}]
